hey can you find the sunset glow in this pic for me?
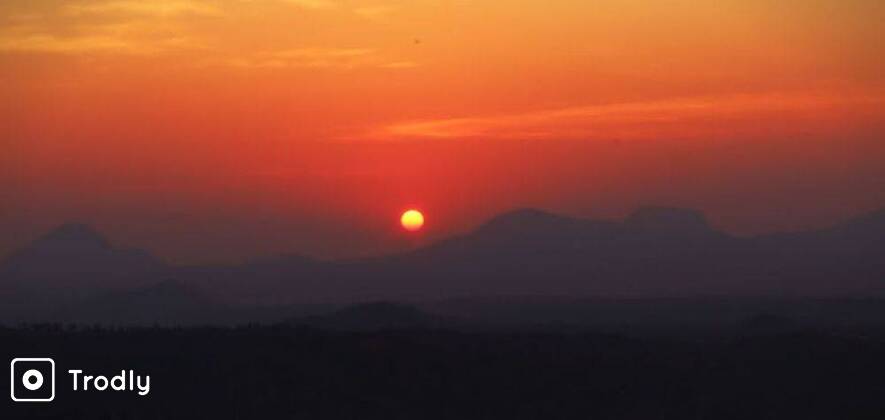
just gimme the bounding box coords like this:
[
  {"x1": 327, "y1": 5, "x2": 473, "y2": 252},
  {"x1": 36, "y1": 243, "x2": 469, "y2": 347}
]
[
  {"x1": 2, "y1": 2, "x2": 884, "y2": 413},
  {"x1": 1, "y1": 0, "x2": 883, "y2": 262}
]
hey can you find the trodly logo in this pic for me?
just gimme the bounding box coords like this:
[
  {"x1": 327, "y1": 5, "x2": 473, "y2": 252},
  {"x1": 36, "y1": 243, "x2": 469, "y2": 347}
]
[
  {"x1": 10, "y1": 358, "x2": 55, "y2": 402},
  {"x1": 10, "y1": 358, "x2": 152, "y2": 402},
  {"x1": 68, "y1": 369, "x2": 150, "y2": 396}
]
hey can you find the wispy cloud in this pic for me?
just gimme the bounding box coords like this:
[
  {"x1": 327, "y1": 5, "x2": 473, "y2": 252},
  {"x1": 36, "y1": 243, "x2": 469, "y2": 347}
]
[
  {"x1": 378, "y1": 60, "x2": 419, "y2": 69},
  {"x1": 279, "y1": 0, "x2": 339, "y2": 10},
  {"x1": 279, "y1": 1, "x2": 398, "y2": 20},
  {"x1": 64, "y1": 1, "x2": 223, "y2": 17},
  {"x1": 0, "y1": 33, "x2": 133, "y2": 54},
  {"x1": 0, "y1": 1, "x2": 214, "y2": 55},
  {"x1": 221, "y1": 47, "x2": 418, "y2": 70},
  {"x1": 353, "y1": 5, "x2": 397, "y2": 20},
  {"x1": 0, "y1": 21, "x2": 205, "y2": 55},
  {"x1": 372, "y1": 91, "x2": 885, "y2": 141},
  {"x1": 0, "y1": 0, "x2": 409, "y2": 60},
  {"x1": 273, "y1": 47, "x2": 375, "y2": 59},
  {"x1": 225, "y1": 47, "x2": 377, "y2": 68}
]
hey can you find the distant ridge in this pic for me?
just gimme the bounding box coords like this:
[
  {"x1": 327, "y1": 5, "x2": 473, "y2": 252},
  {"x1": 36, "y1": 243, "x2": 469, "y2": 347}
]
[
  {"x1": 625, "y1": 206, "x2": 716, "y2": 236},
  {"x1": 461, "y1": 208, "x2": 619, "y2": 247},
  {"x1": 1, "y1": 206, "x2": 883, "y2": 324},
  {"x1": 816, "y1": 208, "x2": 885, "y2": 245},
  {"x1": 51, "y1": 279, "x2": 215, "y2": 326},
  {"x1": 295, "y1": 302, "x2": 444, "y2": 331},
  {"x1": 477, "y1": 208, "x2": 581, "y2": 233}
]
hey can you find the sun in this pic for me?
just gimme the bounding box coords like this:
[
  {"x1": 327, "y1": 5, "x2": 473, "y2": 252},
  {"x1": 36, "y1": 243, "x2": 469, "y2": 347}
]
[{"x1": 400, "y1": 209, "x2": 425, "y2": 232}]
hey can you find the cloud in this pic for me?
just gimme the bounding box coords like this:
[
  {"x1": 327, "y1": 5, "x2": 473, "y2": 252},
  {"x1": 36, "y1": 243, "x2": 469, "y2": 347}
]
[
  {"x1": 272, "y1": 47, "x2": 375, "y2": 58},
  {"x1": 279, "y1": 0, "x2": 338, "y2": 10},
  {"x1": 0, "y1": 1, "x2": 409, "y2": 61},
  {"x1": 372, "y1": 91, "x2": 885, "y2": 141},
  {"x1": 0, "y1": 33, "x2": 135, "y2": 54},
  {"x1": 379, "y1": 60, "x2": 419, "y2": 69},
  {"x1": 223, "y1": 47, "x2": 419, "y2": 70},
  {"x1": 225, "y1": 47, "x2": 376, "y2": 68},
  {"x1": 353, "y1": 5, "x2": 397, "y2": 20},
  {"x1": 0, "y1": 1, "x2": 214, "y2": 55},
  {"x1": 64, "y1": 1, "x2": 223, "y2": 17},
  {"x1": 0, "y1": 27, "x2": 204, "y2": 55}
]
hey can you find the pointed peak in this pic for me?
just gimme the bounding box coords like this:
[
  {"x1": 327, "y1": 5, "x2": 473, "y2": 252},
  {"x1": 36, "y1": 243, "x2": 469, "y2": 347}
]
[{"x1": 40, "y1": 223, "x2": 111, "y2": 249}]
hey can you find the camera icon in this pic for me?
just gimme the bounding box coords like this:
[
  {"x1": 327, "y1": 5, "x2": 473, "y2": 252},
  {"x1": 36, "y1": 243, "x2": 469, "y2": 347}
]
[{"x1": 10, "y1": 358, "x2": 55, "y2": 402}]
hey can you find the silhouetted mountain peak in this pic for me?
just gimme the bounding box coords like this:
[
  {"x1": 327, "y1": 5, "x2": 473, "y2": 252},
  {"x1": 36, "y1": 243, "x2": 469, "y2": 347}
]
[
  {"x1": 39, "y1": 223, "x2": 111, "y2": 250},
  {"x1": 51, "y1": 279, "x2": 215, "y2": 326},
  {"x1": 476, "y1": 208, "x2": 580, "y2": 236},
  {"x1": 1, "y1": 223, "x2": 163, "y2": 289},
  {"x1": 625, "y1": 207, "x2": 713, "y2": 235}
]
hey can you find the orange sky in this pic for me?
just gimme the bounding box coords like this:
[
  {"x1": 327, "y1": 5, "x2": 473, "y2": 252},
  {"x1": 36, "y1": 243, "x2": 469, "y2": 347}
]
[{"x1": 2, "y1": 0, "x2": 884, "y2": 262}]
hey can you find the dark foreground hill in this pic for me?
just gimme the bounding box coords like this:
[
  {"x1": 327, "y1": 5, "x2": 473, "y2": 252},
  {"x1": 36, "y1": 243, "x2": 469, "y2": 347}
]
[{"x1": 295, "y1": 302, "x2": 449, "y2": 331}]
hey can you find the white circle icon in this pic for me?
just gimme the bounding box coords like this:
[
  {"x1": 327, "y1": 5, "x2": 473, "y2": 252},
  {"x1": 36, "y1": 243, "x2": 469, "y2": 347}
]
[{"x1": 22, "y1": 369, "x2": 44, "y2": 391}]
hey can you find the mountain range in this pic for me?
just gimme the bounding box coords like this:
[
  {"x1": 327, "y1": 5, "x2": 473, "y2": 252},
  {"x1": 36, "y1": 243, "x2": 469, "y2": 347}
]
[{"x1": 0, "y1": 206, "x2": 883, "y2": 325}]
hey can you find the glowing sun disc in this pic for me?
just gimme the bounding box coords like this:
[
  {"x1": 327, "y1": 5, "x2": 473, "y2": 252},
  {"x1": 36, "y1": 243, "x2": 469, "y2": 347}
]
[{"x1": 401, "y1": 209, "x2": 424, "y2": 232}]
